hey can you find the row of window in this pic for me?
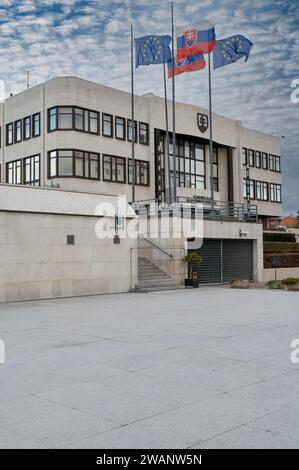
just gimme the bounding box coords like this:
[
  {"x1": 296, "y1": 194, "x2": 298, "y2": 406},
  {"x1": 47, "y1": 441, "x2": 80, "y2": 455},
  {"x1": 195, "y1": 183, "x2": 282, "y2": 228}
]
[
  {"x1": 47, "y1": 106, "x2": 149, "y2": 144},
  {"x1": 48, "y1": 150, "x2": 150, "y2": 186},
  {"x1": 242, "y1": 148, "x2": 281, "y2": 173},
  {"x1": 243, "y1": 178, "x2": 282, "y2": 203},
  {"x1": 167, "y1": 138, "x2": 219, "y2": 191},
  {"x1": 6, "y1": 114, "x2": 41, "y2": 146},
  {"x1": 7, "y1": 155, "x2": 40, "y2": 186}
]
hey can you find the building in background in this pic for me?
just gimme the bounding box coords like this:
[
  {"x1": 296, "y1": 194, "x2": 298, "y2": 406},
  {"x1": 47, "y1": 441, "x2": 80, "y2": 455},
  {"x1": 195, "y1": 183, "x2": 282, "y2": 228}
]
[
  {"x1": 0, "y1": 76, "x2": 282, "y2": 227},
  {"x1": 0, "y1": 76, "x2": 284, "y2": 300}
]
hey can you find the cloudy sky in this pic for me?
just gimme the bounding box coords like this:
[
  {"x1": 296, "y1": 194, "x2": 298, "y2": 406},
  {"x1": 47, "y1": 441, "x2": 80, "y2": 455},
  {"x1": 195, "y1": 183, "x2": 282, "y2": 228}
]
[{"x1": 0, "y1": 0, "x2": 298, "y2": 214}]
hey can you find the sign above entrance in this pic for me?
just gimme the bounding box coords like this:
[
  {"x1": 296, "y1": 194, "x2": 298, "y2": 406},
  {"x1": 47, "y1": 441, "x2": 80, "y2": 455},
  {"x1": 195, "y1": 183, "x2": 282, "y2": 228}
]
[{"x1": 197, "y1": 113, "x2": 209, "y2": 133}]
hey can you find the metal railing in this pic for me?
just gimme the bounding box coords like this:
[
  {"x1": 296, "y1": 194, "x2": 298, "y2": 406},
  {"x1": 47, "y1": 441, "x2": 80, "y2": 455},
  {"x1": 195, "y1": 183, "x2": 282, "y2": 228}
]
[{"x1": 130, "y1": 197, "x2": 258, "y2": 223}]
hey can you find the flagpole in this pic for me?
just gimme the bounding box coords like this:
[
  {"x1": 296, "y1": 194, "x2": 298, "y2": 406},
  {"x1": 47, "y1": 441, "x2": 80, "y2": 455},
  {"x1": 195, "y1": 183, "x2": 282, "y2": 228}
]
[
  {"x1": 131, "y1": 24, "x2": 136, "y2": 203},
  {"x1": 163, "y1": 62, "x2": 172, "y2": 202},
  {"x1": 208, "y1": 52, "x2": 214, "y2": 206},
  {"x1": 171, "y1": 1, "x2": 177, "y2": 203}
]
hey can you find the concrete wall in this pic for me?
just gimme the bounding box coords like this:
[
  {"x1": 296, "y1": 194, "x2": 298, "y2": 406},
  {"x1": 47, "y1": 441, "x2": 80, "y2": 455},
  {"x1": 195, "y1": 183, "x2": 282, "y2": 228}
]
[
  {"x1": 0, "y1": 185, "x2": 137, "y2": 303},
  {"x1": 262, "y1": 267, "x2": 299, "y2": 283}
]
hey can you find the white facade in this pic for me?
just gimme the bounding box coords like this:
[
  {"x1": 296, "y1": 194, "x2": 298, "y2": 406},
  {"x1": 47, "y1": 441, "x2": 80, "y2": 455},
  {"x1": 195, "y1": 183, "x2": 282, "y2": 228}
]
[{"x1": 0, "y1": 76, "x2": 282, "y2": 225}]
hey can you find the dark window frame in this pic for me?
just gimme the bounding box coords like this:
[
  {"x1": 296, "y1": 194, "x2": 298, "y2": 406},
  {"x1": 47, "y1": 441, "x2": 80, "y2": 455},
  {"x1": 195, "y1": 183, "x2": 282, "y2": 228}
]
[
  {"x1": 115, "y1": 116, "x2": 126, "y2": 140},
  {"x1": 24, "y1": 154, "x2": 41, "y2": 186},
  {"x1": 32, "y1": 112, "x2": 41, "y2": 138},
  {"x1": 255, "y1": 180, "x2": 269, "y2": 201},
  {"x1": 6, "y1": 158, "x2": 22, "y2": 185},
  {"x1": 102, "y1": 154, "x2": 126, "y2": 184},
  {"x1": 47, "y1": 149, "x2": 101, "y2": 180},
  {"x1": 128, "y1": 159, "x2": 150, "y2": 186},
  {"x1": 47, "y1": 106, "x2": 100, "y2": 135},
  {"x1": 242, "y1": 147, "x2": 247, "y2": 166},
  {"x1": 14, "y1": 119, "x2": 22, "y2": 143},
  {"x1": 270, "y1": 183, "x2": 282, "y2": 203},
  {"x1": 262, "y1": 152, "x2": 268, "y2": 170},
  {"x1": 255, "y1": 151, "x2": 262, "y2": 169},
  {"x1": 127, "y1": 119, "x2": 138, "y2": 143},
  {"x1": 139, "y1": 122, "x2": 149, "y2": 145},
  {"x1": 102, "y1": 113, "x2": 114, "y2": 138},
  {"x1": 6, "y1": 123, "x2": 13, "y2": 146},
  {"x1": 248, "y1": 149, "x2": 255, "y2": 167},
  {"x1": 23, "y1": 116, "x2": 31, "y2": 141}
]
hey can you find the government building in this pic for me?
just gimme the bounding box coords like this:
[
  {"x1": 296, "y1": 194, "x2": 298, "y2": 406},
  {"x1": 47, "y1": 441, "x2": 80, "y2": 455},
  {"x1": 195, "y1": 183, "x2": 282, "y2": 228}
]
[{"x1": 0, "y1": 76, "x2": 283, "y2": 301}]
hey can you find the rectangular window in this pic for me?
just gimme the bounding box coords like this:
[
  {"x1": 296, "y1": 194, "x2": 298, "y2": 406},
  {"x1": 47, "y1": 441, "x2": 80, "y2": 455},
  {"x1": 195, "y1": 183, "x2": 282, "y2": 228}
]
[
  {"x1": 48, "y1": 107, "x2": 99, "y2": 134},
  {"x1": 270, "y1": 183, "x2": 282, "y2": 203},
  {"x1": 243, "y1": 178, "x2": 255, "y2": 200},
  {"x1": 269, "y1": 154, "x2": 274, "y2": 171},
  {"x1": 255, "y1": 181, "x2": 268, "y2": 201},
  {"x1": 24, "y1": 155, "x2": 40, "y2": 186},
  {"x1": 32, "y1": 113, "x2": 41, "y2": 137},
  {"x1": 127, "y1": 120, "x2": 137, "y2": 142},
  {"x1": 115, "y1": 116, "x2": 126, "y2": 140},
  {"x1": 102, "y1": 113, "x2": 113, "y2": 137},
  {"x1": 89, "y1": 111, "x2": 99, "y2": 134},
  {"x1": 242, "y1": 148, "x2": 247, "y2": 166},
  {"x1": 14, "y1": 119, "x2": 22, "y2": 143},
  {"x1": 74, "y1": 108, "x2": 84, "y2": 131},
  {"x1": 272, "y1": 155, "x2": 281, "y2": 172},
  {"x1": 169, "y1": 138, "x2": 205, "y2": 189},
  {"x1": 23, "y1": 116, "x2": 31, "y2": 140},
  {"x1": 49, "y1": 107, "x2": 57, "y2": 131},
  {"x1": 262, "y1": 152, "x2": 268, "y2": 170},
  {"x1": 6, "y1": 159, "x2": 22, "y2": 184},
  {"x1": 58, "y1": 150, "x2": 73, "y2": 176},
  {"x1": 58, "y1": 107, "x2": 73, "y2": 129},
  {"x1": 103, "y1": 155, "x2": 126, "y2": 183},
  {"x1": 6, "y1": 123, "x2": 13, "y2": 145},
  {"x1": 139, "y1": 122, "x2": 149, "y2": 145},
  {"x1": 255, "y1": 151, "x2": 261, "y2": 168},
  {"x1": 128, "y1": 159, "x2": 150, "y2": 186},
  {"x1": 248, "y1": 149, "x2": 255, "y2": 167},
  {"x1": 48, "y1": 149, "x2": 100, "y2": 179},
  {"x1": 213, "y1": 147, "x2": 219, "y2": 192}
]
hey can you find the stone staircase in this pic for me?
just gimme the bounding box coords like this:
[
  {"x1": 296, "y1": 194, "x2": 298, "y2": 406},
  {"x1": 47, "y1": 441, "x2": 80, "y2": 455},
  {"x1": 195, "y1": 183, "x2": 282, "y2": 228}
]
[{"x1": 135, "y1": 256, "x2": 183, "y2": 292}]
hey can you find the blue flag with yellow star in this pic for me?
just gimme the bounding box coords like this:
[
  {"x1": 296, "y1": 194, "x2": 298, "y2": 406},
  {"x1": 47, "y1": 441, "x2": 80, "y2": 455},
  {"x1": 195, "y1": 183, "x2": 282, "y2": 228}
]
[
  {"x1": 135, "y1": 35, "x2": 172, "y2": 68},
  {"x1": 213, "y1": 35, "x2": 253, "y2": 70}
]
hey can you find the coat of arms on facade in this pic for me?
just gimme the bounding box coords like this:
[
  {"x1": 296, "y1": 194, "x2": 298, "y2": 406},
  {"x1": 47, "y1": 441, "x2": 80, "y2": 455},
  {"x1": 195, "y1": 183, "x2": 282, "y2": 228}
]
[{"x1": 197, "y1": 113, "x2": 209, "y2": 133}]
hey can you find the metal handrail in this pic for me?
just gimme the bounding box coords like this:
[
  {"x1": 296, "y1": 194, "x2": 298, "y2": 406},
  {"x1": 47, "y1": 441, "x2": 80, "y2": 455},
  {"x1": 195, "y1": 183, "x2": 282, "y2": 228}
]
[{"x1": 140, "y1": 237, "x2": 173, "y2": 258}]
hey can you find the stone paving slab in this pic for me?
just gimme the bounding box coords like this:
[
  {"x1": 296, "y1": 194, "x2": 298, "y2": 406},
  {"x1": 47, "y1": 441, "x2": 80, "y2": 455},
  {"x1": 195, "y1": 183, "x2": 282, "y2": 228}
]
[{"x1": 0, "y1": 287, "x2": 298, "y2": 449}]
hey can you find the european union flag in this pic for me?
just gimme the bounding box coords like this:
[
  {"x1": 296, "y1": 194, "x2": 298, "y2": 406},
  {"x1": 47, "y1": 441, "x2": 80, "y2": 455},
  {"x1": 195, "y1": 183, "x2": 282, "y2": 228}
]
[
  {"x1": 135, "y1": 35, "x2": 172, "y2": 68},
  {"x1": 213, "y1": 35, "x2": 253, "y2": 70}
]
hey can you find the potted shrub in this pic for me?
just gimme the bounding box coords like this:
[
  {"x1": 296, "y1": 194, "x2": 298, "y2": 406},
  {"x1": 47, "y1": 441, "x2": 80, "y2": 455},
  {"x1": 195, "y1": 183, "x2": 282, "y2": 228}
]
[{"x1": 183, "y1": 251, "x2": 203, "y2": 288}]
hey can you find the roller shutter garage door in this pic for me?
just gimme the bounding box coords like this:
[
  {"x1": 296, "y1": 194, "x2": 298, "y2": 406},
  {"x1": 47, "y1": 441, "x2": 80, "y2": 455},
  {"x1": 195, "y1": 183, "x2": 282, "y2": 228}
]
[{"x1": 191, "y1": 239, "x2": 253, "y2": 284}]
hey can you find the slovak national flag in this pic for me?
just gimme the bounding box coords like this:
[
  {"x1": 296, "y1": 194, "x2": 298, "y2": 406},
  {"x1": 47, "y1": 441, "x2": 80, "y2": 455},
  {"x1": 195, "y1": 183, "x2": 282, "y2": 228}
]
[
  {"x1": 168, "y1": 54, "x2": 206, "y2": 78},
  {"x1": 176, "y1": 21, "x2": 216, "y2": 60}
]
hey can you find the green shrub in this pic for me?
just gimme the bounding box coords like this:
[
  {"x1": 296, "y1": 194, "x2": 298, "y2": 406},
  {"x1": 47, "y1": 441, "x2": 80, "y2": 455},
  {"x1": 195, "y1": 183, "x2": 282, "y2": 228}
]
[
  {"x1": 264, "y1": 242, "x2": 299, "y2": 253},
  {"x1": 263, "y1": 232, "x2": 296, "y2": 243},
  {"x1": 264, "y1": 253, "x2": 299, "y2": 269},
  {"x1": 281, "y1": 277, "x2": 299, "y2": 286},
  {"x1": 183, "y1": 252, "x2": 203, "y2": 266},
  {"x1": 267, "y1": 280, "x2": 284, "y2": 289}
]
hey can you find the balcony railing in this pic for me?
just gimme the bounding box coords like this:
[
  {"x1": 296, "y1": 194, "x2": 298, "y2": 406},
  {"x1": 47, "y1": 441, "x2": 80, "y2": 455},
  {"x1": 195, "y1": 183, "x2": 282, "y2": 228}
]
[{"x1": 131, "y1": 197, "x2": 258, "y2": 223}]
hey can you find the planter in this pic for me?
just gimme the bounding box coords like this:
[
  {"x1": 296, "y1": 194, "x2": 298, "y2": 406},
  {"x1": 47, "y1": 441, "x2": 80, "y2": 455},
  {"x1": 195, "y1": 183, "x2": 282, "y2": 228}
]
[
  {"x1": 185, "y1": 278, "x2": 199, "y2": 288},
  {"x1": 185, "y1": 278, "x2": 193, "y2": 288}
]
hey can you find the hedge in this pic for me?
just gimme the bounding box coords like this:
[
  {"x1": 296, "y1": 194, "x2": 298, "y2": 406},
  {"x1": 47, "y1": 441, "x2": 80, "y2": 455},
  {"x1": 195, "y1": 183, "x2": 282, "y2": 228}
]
[
  {"x1": 263, "y1": 232, "x2": 296, "y2": 243},
  {"x1": 264, "y1": 253, "x2": 299, "y2": 269},
  {"x1": 264, "y1": 242, "x2": 299, "y2": 253}
]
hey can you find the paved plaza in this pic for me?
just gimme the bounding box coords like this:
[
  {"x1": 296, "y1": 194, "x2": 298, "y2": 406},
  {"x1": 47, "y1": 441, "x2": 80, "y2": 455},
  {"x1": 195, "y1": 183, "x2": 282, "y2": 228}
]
[{"x1": 0, "y1": 287, "x2": 299, "y2": 449}]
